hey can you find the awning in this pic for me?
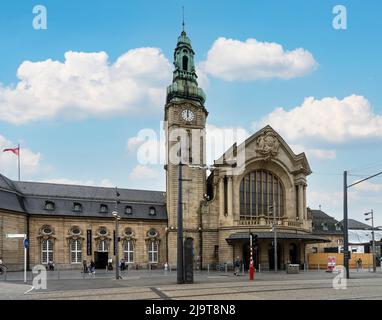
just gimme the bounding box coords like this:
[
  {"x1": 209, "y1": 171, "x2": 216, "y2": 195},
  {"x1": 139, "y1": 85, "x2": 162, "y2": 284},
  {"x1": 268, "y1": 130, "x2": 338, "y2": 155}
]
[{"x1": 225, "y1": 232, "x2": 331, "y2": 245}]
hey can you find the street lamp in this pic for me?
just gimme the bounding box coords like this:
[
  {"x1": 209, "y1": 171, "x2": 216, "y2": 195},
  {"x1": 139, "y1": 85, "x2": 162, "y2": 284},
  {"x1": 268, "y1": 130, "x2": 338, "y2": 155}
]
[
  {"x1": 113, "y1": 187, "x2": 122, "y2": 280},
  {"x1": 364, "y1": 210, "x2": 376, "y2": 273},
  {"x1": 343, "y1": 170, "x2": 382, "y2": 279},
  {"x1": 269, "y1": 203, "x2": 278, "y2": 272}
]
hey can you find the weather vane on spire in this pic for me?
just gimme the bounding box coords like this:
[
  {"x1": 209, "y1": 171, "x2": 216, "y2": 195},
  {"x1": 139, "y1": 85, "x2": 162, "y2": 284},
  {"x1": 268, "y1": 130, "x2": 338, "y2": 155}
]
[{"x1": 182, "y1": 6, "x2": 185, "y2": 32}]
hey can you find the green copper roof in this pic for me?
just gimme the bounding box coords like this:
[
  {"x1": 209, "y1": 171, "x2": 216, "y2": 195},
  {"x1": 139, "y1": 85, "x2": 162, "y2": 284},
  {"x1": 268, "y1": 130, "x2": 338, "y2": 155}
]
[{"x1": 166, "y1": 29, "x2": 206, "y2": 106}]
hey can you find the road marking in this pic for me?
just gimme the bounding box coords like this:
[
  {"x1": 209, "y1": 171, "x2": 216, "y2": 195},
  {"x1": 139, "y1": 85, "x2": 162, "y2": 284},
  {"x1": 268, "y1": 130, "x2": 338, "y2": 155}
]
[
  {"x1": 24, "y1": 285, "x2": 34, "y2": 295},
  {"x1": 150, "y1": 287, "x2": 171, "y2": 300}
]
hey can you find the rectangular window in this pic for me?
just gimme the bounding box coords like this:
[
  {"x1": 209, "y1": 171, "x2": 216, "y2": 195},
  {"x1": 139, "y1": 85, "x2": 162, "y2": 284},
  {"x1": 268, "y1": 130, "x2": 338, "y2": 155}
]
[
  {"x1": 41, "y1": 239, "x2": 53, "y2": 264},
  {"x1": 148, "y1": 241, "x2": 158, "y2": 263},
  {"x1": 70, "y1": 240, "x2": 82, "y2": 264}
]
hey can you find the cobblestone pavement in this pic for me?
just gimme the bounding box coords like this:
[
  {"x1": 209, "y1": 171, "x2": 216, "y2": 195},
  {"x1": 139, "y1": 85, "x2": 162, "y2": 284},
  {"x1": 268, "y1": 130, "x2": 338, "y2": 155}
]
[{"x1": 1, "y1": 270, "x2": 382, "y2": 300}]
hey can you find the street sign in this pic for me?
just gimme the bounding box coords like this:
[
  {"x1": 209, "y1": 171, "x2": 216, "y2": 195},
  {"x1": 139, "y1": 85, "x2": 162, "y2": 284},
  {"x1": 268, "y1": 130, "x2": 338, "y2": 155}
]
[
  {"x1": 6, "y1": 233, "x2": 26, "y2": 238},
  {"x1": 23, "y1": 238, "x2": 29, "y2": 249}
]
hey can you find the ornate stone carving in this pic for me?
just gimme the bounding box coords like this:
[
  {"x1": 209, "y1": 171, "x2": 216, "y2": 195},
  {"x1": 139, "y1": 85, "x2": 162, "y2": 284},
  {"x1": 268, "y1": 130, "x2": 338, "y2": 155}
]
[{"x1": 255, "y1": 130, "x2": 280, "y2": 158}]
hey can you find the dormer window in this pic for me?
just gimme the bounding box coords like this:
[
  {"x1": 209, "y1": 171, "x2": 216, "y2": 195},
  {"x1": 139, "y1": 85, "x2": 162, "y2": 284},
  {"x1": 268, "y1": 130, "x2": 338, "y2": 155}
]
[
  {"x1": 100, "y1": 204, "x2": 108, "y2": 213},
  {"x1": 73, "y1": 202, "x2": 82, "y2": 212},
  {"x1": 321, "y1": 222, "x2": 328, "y2": 231},
  {"x1": 44, "y1": 201, "x2": 55, "y2": 211},
  {"x1": 125, "y1": 206, "x2": 132, "y2": 215},
  {"x1": 335, "y1": 223, "x2": 341, "y2": 231},
  {"x1": 149, "y1": 207, "x2": 156, "y2": 216}
]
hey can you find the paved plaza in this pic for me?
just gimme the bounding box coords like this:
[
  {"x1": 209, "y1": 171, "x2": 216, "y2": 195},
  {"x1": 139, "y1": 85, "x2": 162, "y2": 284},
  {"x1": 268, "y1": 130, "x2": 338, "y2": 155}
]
[{"x1": 1, "y1": 269, "x2": 382, "y2": 300}]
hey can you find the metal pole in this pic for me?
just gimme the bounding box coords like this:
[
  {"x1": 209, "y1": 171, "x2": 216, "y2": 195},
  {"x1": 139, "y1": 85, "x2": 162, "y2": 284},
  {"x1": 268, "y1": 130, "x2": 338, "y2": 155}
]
[
  {"x1": 371, "y1": 210, "x2": 376, "y2": 273},
  {"x1": 24, "y1": 235, "x2": 27, "y2": 283},
  {"x1": 115, "y1": 217, "x2": 120, "y2": 280},
  {"x1": 274, "y1": 212, "x2": 278, "y2": 272},
  {"x1": 177, "y1": 163, "x2": 184, "y2": 284},
  {"x1": 343, "y1": 171, "x2": 350, "y2": 279},
  {"x1": 18, "y1": 143, "x2": 21, "y2": 181}
]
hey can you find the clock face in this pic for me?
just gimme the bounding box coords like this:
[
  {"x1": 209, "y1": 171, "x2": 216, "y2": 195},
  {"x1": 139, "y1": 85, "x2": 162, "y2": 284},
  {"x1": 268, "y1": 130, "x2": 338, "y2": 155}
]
[{"x1": 181, "y1": 109, "x2": 195, "y2": 122}]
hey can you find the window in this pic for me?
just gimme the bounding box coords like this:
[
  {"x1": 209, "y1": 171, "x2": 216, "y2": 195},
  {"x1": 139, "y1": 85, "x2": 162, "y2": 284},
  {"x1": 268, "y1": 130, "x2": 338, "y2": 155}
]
[
  {"x1": 41, "y1": 239, "x2": 53, "y2": 264},
  {"x1": 124, "y1": 228, "x2": 133, "y2": 236},
  {"x1": 42, "y1": 226, "x2": 53, "y2": 235},
  {"x1": 98, "y1": 227, "x2": 107, "y2": 236},
  {"x1": 322, "y1": 222, "x2": 329, "y2": 231},
  {"x1": 100, "y1": 204, "x2": 108, "y2": 213},
  {"x1": 125, "y1": 206, "x2": 132, "y2": 214},
  {"x1": 182, "y1": 55, "x2": 188, "y2": 71},
  {"x1": 73, "y1": 202, "x2": 82, "y2": 212},
  {"x1": 70, "y1": 240, "x2": 82, "y2": 264},
  {"x1": 70, "y1": 227, "x2": 81, "y2": 236},
  {"x1": 148, "y1": 241, "x2": 158, "y2": 263},
  {"x1": 148, "y1": 228, "x2": 158, "y2": 237},
  {"x1": 44, "y1": 201, "x2": 55, "y2": 211},
  {"x1": 98, "y1": 240, "x2": 108, "y2": 252},
  {"x1": 335, "y1": 223, "x2": 341, "y2": 231},
  {"x1": 124, "y1": 240, "x2": 134, "y2": 263},
  {"x1": 149, "y1": 207, "x2": 156, "y2": 216},
  {"x1": 240, "y1": 170, "x2": 284, "y2": 218}
]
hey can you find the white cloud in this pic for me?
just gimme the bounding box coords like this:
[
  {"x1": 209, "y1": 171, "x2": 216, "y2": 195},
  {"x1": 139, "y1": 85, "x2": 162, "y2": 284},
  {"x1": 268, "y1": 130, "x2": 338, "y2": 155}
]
[
  {"x1": 200, "y1": 37, "x2": 317, "y2": 81},
  {"x1": 290, "y1": 144, "x2": 336, "y2": 160},
  {"x1": 0, "y1": 49, "x2": 172, "y2": 124},
  {"x1": 129, "y1": 164, "x2": 160, "y2": 181},
  {"x1": 0, "y1": 134, "x2": 42, "y2": 178},
  {"x1": 253, "y1": 95, "x2": 382, "y2": 143},
  {"x1": 353, "y1": 181, "x2": 382, "y2": 193},
  {"x1": 41, "y1": 178, "x2": 114, "y2": 188}
]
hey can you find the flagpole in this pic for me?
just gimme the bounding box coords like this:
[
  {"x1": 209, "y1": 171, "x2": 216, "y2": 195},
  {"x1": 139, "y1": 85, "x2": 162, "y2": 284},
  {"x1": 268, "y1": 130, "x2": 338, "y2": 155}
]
[{"x1": 18, "y1": 143, "x2": 20, "y2": 181}]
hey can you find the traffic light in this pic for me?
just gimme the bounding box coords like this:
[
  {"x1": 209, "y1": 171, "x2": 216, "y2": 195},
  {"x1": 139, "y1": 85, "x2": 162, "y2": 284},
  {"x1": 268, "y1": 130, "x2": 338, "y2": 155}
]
[{"x1": 250, "y1": 233, "x2": 258, "y2": 248}]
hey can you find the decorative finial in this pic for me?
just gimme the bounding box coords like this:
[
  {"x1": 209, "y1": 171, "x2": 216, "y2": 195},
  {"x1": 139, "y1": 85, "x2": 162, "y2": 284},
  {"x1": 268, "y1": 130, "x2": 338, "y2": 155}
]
[{"x1": 182, "y1": 6, "x2": 185, "y2": 32}]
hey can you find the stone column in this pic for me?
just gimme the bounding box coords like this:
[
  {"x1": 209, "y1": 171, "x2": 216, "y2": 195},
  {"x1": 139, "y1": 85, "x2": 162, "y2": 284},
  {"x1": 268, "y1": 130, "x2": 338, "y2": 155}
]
[
  {"x1": 219, "y1": 177, "x2": 224, "y2": 217},
  {"x1": 303, "y1": 184, "x2": 307, "y2": 220},
  {"x1": 298, "y1": 184, "x2": 304, "y2": 221},
  {"x1": 227, "y1": 176, "x2": 233, "y2": 217}
]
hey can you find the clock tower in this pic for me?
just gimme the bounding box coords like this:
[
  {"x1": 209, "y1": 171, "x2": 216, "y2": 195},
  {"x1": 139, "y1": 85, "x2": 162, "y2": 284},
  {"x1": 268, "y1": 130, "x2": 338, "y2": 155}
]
[{"x1": 164, "y1": 27, "x2": 208, "y2": 267}]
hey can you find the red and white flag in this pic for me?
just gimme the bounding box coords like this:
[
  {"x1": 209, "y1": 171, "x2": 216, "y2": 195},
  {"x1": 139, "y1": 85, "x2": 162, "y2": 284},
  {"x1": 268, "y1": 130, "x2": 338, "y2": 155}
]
[{"x1": 3, "y1": 147, "x2": 20, "y2": 156}]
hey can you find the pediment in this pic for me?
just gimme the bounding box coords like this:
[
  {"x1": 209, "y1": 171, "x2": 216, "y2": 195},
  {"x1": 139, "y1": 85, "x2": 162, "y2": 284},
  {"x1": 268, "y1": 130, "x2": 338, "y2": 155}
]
[{"x1": 214, "y1": 125, "x2": 311, "y2": 175}]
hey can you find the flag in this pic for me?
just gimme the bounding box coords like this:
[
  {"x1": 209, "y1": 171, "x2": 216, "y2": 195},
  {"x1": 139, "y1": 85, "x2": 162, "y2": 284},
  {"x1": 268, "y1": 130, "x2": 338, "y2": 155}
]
[{"x1": 3, "y1": 147, "x2": 20, "y2": 156}]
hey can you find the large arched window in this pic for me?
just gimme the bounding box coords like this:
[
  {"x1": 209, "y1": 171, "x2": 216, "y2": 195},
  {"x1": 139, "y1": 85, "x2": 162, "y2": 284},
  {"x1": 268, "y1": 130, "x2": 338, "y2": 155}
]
[
  {"x1": 240, "y1": 170, "x2": 284, "y2": 219},
  {"x1": 41, "y1": 239, "x2": 53, "y2": 264}
]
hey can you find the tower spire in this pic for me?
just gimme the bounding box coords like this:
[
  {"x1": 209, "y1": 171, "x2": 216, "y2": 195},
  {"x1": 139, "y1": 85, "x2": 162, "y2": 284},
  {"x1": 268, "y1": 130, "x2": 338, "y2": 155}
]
[{"x1": 182, "y1": 6, "x2": 185, "y2": 32}]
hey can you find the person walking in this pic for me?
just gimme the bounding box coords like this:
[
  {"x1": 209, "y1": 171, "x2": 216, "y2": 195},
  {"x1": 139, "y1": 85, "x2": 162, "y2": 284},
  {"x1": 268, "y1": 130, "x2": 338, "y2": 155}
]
[
  {"x1": 90, "y1": 260, "x2": 96, "y2": 277},
  {"x1": 234, "y1": 257, "x2": 241, "y2": 276}
]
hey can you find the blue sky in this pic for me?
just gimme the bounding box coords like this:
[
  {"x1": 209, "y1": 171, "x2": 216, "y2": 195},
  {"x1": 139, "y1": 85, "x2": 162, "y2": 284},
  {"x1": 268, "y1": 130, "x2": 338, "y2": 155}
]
[{"x1": 0, "y1": 0, "x2": 381, "y2": 226}]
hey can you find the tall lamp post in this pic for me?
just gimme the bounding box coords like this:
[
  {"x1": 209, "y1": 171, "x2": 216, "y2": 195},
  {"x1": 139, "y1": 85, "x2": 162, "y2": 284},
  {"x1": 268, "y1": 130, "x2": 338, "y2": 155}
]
[
  {"x1": 364, "y1": 210, "x2": 376, "y2": 273},
  {"x1": 343, "y1": 170, "x2": 382, "y2": 279},
  {"x1": 269, "y1": 203, "x2": 278, "y2": 272},
  {"x1": 112, "y1": 187, "x2": 122, "y2": 280}
]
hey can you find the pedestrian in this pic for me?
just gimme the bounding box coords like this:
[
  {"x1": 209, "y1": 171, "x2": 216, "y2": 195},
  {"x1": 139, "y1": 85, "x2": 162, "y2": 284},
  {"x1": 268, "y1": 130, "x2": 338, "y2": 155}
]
[
  {"x1": 359, "y1": 258, "x2": 363, "y2": 269},
  {"x1": 234, "y1": 257, "x2": 241, "y2": 276},
  {"x1": 0, "y1": 257, "x2": 5, "y2": 275},
  {"x1": 90, "y1": 260, "x2": 96, "y2": 277},
  {"x1": 83, "y1": 260, "x2": 87, "y2": 273}
]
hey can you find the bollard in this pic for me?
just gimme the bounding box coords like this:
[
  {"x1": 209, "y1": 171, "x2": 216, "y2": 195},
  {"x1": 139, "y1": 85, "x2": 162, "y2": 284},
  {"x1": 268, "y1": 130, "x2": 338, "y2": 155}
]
[
  {"x1": 207, "y1": 264, "x2": 210, "y2": 274},
  {"x1": 242, "y1": 264, "x2": 245, "y2": 275},
  {"x1": 258, "y1": 264, "x2": 261, "y2": 273},
  {"x1": 225, "y1": 263, "x2": 227, "y2": 275},
  {"x1": 317, "y1": 264, "x2": 320, "y2": 271},
  {"x1": 57, "y1": 267, "x2": 60, "y2": 280}
]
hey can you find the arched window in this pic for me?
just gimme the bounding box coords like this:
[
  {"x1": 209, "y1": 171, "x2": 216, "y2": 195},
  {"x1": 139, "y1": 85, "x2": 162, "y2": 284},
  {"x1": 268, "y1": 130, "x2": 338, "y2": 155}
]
[
  {"x1": 182, "y1": 55, "x2": 188, "y2": 71},
  {"x1": 240, "y1": 170, "x2": 284, "y2": 219},
  {"x1": 124, "y1": 240, "x2": 134, "y2": 263},
  {"x1": 73, "y1": 202, "x2": 82, "y2": 212},
  {"x1": 100, "y1": 204, "x2": 108, "y2": 213},
  {"x1": 149, "y1": 207, "x2": 156, "y2": 216},
  {"x1": 41, "y1": 239, "x2": 53, "y2": 264},
  {"x1": 148, "y1": 241, "x2": 158, "y2": 263},
  {"x1": 70, "y1": 240, "x2": 82, "y2": 264},
  {"x1": 44, "y1": 201, "x2": 55, "y2": 211},
  {"x1": 98, "y1": 240, "x2": 108, "y2": 252}
]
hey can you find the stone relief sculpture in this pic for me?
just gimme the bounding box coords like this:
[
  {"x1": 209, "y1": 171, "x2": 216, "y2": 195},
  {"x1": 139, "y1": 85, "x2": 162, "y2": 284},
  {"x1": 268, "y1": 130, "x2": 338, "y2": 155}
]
[{"x1": 255, "y1": 130, "x2": 280, "y2": 158}]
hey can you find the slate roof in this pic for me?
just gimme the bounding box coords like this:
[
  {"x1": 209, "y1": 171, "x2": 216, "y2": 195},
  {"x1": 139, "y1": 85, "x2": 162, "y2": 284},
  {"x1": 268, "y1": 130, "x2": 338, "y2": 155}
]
[
  {"x1": 309, "y1": 209, "x2": 342, "y2": 235},
  {"x1": 0, "y1": 174, "x2": 167, "y2": 220},
  {"x1": 339, "y1": 219, "x2": 372, "y2": 230},
  {"x1": 0, "y1": 174, "x2": 25, "y2": 213}
]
